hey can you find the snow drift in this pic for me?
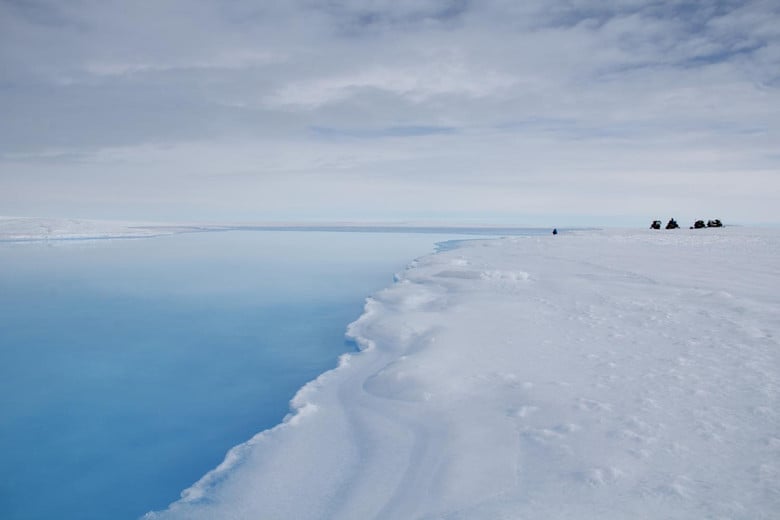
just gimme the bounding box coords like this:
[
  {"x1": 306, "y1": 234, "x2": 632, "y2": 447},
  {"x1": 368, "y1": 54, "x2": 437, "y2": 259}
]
[{"x1": 146, "y1": 228, "x2": 780, "y2": 519}]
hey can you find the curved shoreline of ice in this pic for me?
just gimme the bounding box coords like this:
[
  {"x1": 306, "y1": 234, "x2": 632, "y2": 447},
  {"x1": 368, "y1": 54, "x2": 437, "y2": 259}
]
[{"x1": 146, "y1": 228, "x2": 780, "y2": 519}]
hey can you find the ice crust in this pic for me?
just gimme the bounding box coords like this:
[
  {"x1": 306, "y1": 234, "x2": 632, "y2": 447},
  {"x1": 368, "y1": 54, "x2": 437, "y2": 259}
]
[{"x1": 147, "y1": 228, "x2": 780, "y2": 519}]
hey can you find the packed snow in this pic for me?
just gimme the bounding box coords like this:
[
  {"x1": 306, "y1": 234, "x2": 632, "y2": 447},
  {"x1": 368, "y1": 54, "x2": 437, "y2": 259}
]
[{"x1": 147, "y1": 227, "x2": 779, "y2": 520}]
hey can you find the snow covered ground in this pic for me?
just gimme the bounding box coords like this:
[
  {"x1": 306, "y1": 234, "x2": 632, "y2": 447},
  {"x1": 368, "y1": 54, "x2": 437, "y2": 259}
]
[
  {"x1": 0, "y1": 217, "x2": 212, "y2": 241},
  {"x1": 145, "y1": 227, "x2": 780, "y2": 520},
  {"x1": 0, "y1": 217, "x2": 547, "y2": 242}
]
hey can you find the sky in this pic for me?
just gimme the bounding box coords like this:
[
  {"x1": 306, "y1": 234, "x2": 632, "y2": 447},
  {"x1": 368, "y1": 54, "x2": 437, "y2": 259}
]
[{"x1": 1, "y1": 0, "x2": 778, "y2": 226}]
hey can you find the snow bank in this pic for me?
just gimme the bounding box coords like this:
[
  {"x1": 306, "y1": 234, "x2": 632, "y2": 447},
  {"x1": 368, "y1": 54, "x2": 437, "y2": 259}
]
[{"x1": 146, "y1": 228, "x2": 780, "y2": 519}]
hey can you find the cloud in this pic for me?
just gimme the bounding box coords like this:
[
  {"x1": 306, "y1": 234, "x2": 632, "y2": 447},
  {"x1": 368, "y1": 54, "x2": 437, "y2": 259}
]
[
  {"x1": 1, "y1": 0, "x2": 778, "y2": 224},
  {"x1": 310, "y1": 125, "x2": 457, "y2": 139},
  {"x1": 266, "y1": 61, "x2": 517, "y2": 107}
]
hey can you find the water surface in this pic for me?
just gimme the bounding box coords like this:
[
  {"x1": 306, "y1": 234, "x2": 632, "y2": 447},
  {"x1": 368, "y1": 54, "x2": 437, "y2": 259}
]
[{"x1": 0, "y1": 230, "x2": 479, "y2": 520}]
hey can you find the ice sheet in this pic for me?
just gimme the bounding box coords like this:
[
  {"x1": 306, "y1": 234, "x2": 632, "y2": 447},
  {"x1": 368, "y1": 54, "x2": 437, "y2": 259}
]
[
  {"x1": 0, "y1": 217, "x2": 211, "y2": 241},
  {"x1": 147, "y1": 227, "x2": 780, "y2": 519}
]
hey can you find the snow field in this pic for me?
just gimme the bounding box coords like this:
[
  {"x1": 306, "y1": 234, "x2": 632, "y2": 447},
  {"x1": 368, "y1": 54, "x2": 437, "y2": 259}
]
[
  {"x1": 0, "y1": 217, "x2": 208, "y2": 241},
  {"x1": 148, "y1": 228, "x2": 780, "y2": 519}
]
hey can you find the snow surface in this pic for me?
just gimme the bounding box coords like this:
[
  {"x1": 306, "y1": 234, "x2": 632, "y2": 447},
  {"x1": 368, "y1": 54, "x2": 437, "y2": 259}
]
[
  {"x1": 0, "y1": 216, "x2": 546, "y2": 242},
  {"x1": 0, "y1": 217, "x2": 212, "y2": 241},
  {"x1": 147, "y1": 228, "x2": 779, "y2": 520}
]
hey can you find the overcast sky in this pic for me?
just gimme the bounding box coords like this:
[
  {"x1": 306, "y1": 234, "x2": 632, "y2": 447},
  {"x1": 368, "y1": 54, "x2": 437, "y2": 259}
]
[{"x1": 1, "y1": 0, "x2": 778, "y2": 225}]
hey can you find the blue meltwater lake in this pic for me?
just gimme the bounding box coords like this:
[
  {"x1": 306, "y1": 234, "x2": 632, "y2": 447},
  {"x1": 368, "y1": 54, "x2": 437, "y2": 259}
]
[{"x1": 0, "y1": 229, "x2": 489, "y2": 520}]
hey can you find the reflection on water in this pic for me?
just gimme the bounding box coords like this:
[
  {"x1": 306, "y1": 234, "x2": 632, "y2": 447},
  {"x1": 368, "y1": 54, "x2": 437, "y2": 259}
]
[{"x1": 0, "y1": 230, "x2": 477, "y2": 520}]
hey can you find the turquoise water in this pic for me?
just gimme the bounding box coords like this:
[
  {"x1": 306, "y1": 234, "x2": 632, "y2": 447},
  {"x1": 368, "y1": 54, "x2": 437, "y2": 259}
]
[{"x1": 0, "y1": 230, "x2": 485, "y2": 520}]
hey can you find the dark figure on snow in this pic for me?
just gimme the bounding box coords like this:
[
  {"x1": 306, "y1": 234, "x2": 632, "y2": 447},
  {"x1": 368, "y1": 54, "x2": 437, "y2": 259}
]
[
  {"x1": 552, "y1": 228, "x2": 558, "y2": 235},
  {"x1": 650, "y1": 220, "x2": 662, "y2": 229},
  {"x1": 665, "y1": 218, "x2": 680, "y2": 229},
  {"x1": 707, "y1": 219, "x2": 723, "y2": 228},
  {"x1": 692, "y1": 220, "x2": 706, "y2": 229}
]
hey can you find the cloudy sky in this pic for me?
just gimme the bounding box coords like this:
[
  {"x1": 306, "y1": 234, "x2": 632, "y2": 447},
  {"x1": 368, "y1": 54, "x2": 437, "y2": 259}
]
[{"x1": 1, "y1": 0, "x2": 778, "y2": 225}]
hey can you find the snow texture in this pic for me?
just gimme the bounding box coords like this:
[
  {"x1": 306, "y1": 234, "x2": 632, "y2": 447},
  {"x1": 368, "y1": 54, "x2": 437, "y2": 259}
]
[{"x1": 146, "y1": 228, "x2": 780, "y2": 519}]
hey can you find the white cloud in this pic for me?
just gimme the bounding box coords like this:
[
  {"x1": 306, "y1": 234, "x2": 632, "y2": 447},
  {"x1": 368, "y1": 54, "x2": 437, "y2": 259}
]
[
  {"x1": 84, "y1": 50, "x2": 285, "y2": 77},
  {"x1": 267, "y1": 60, "x2": 517, "y2": 107}
]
